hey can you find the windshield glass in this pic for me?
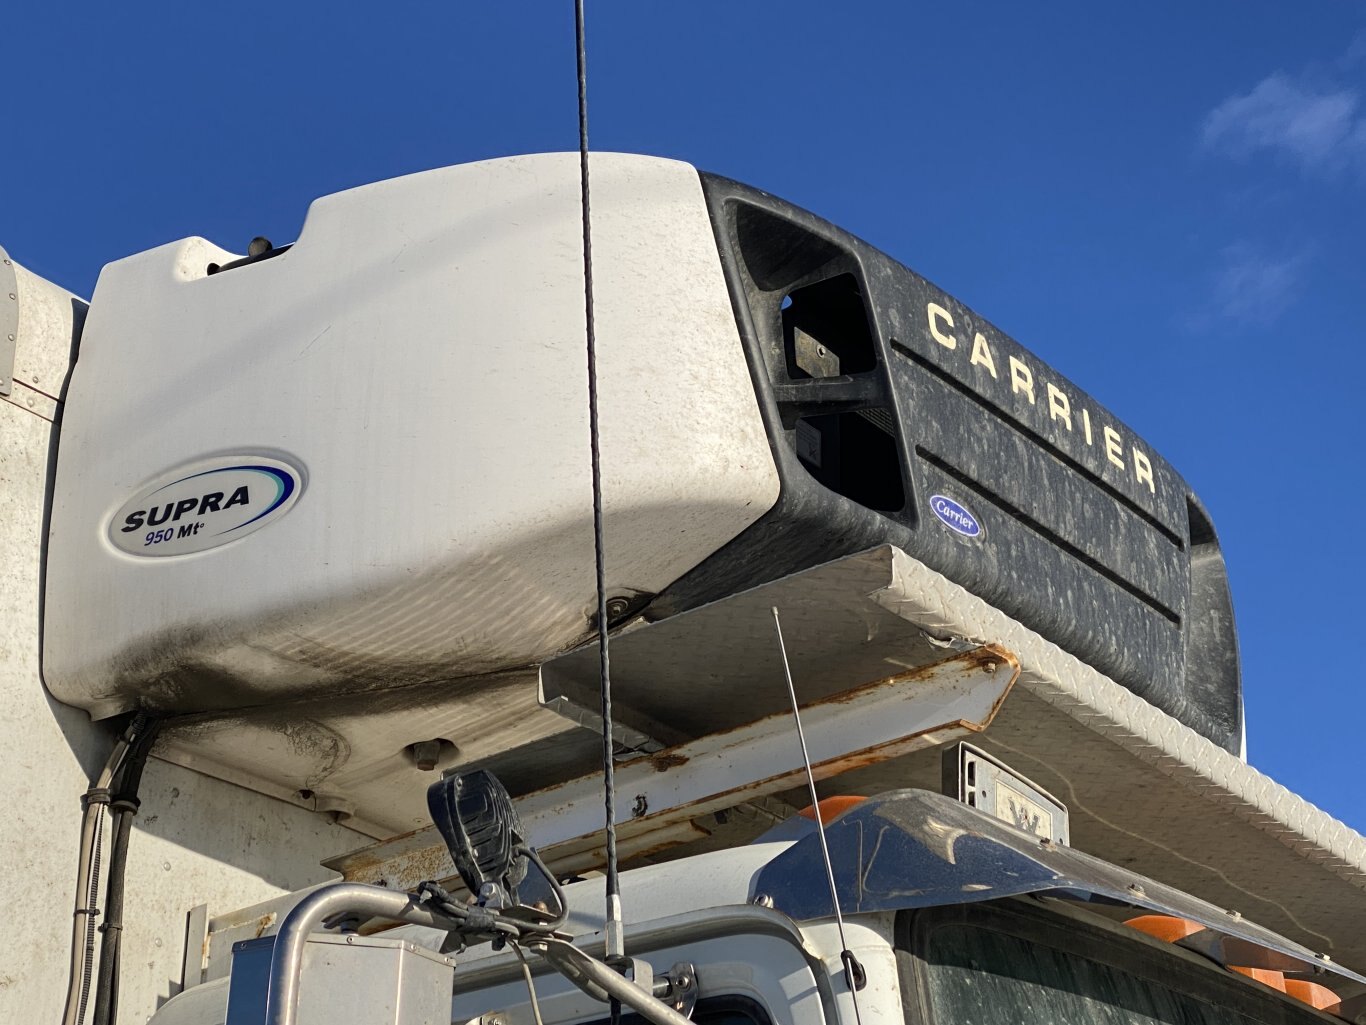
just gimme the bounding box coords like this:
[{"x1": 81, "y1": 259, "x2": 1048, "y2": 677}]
[{"x1": 907, "y1": 905, "x2": 1330, "y2": 1025}]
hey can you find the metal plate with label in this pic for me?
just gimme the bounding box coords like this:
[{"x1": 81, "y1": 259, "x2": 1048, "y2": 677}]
[{"x1": 942, "y1": 741, "x2": 1069, "y2": 845}]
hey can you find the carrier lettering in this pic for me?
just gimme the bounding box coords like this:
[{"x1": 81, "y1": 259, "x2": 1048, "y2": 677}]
[
  {"x1": 1133, "y1": 449, "x2": 1155, "y2": 494},
  {"x1": 1008, "y1": 356, "x2": 1035, "y2": 405},
  {"x1": 1103, "y1": 426, "x2": 1125, "y2": 470},
  {"x1": 919, "y1": 300, "x2": 1160, "y2": 498},
  {"x1": 927, "y1": 303, "x2": 957, "y2": 349},
  {"x1": 970, "y1": 332, "x2": 998, "y2": 378},
  {"x1": 1046, "y1": 383, "x2": 1072, "y2": 431}
]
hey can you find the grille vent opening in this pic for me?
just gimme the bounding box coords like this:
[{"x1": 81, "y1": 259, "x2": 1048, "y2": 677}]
[
  {"x1": 795, "y1": 409, "x2": 905, "y2": 512},
  {"x1": 782, "y1": 274, "x2": 877, "y2": 379},
  {"x1": 734, "y1": 202, "x2": 842, "y2": 290}
]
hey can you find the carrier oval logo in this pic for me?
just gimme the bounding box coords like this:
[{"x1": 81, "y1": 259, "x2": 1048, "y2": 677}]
[
  {"x1": 108, "y1": 457, "x2": 303, "y2": 557},
  {"x1": 929, "y1": 494, "x2": 982, "y2": 538}
]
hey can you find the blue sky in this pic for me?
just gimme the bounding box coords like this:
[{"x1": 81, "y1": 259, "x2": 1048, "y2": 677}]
[{"x1": 4, "y1": 4, "x2": 1363, "y2": 831}]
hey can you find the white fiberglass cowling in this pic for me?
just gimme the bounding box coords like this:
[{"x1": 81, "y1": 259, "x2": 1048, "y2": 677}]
[{"x1": 44, "y1": 153, "x2": 779, "y2": 720}]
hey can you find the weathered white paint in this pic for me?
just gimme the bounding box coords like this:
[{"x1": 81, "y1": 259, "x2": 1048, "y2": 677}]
[
  {"x1": 45, "y1": 153, "x2": 779, "y2": 733},
  {"x1": 0, "y1": 255, "x2": 367, "y2": 1024}
]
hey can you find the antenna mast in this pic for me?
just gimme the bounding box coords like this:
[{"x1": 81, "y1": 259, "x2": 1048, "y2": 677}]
[
  {"x1": 573, "y1": 0, "x2": 624, "y2": 964},
  {"x1": 772, "y1": 607, "x2": 866, "y2": 1023}
]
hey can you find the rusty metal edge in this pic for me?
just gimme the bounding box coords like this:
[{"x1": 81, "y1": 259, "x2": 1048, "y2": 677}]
[{"x1": 324, "y1": 644, "x2": 1018, "y2": 889}]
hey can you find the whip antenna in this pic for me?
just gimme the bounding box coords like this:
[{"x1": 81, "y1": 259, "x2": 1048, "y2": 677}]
[
  {"x1": 574, "y1": 0, "x2": 624, "y2": 963},
  {"x1": 771, "y1": 607, "x2": 866, "y2": 1021}
]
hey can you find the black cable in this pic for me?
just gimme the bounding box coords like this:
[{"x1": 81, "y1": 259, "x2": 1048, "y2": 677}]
[
  {"x1": 413, "y1": 881, "x2": 524, "y2": 950},
  {"x1": 91, "y1": 808, "x2": 132, "y2": 1025},
  {"x1": 92, "y1": 716, "x2": 160, "y2": 1025},
  {"x1": 63, "y1": 718, "x2": 135, "y2": 1025},
  {"x1": 521, "y1": 846, "x2": 569, "y2": 935},
  {"x1": 414, "y1": 846, "x2": 568, "y2": 942},
  {"x1": 415, "y1": 879, "x2": 472, "y2": 921},
  {"x1": 573, "y1": 0, "x2": 622, "y2": 963}
]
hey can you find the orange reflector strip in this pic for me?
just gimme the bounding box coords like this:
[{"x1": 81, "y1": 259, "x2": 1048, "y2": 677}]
[
  {"x1": 797, "y1": 795, "x2": 866, "y2": 825},
  {"x1": 1124, "y1": 916, "x2": 1335, "y2": 1008},
  {"x1": 1232, "y1": 966, "x2": 1287, "y2": 992},
  {"x1": 1124, "y1": 915, "x2": 1203, "y2": 942},
  {"x1": 1284, "y1": 980, "x2": 1340, "y2": 1012}
]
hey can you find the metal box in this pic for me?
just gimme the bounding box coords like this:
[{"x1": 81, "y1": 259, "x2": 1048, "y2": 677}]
[{"x1": 225, "y1": 933, "x2": 454, "y2": 1025}]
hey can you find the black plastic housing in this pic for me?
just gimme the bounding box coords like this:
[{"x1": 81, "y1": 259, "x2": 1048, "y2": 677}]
[
  {"x1": 649, "y1": 173, "x2": 1242, "y2": 753},
  {"x1": 427, "y1": 769, "x2": 529, "y2": 901}
]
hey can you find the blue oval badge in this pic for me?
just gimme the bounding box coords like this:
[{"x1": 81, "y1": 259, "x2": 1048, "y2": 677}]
[
  {"x1": 109, "y1": 456, "x2": 304, "y2": 557},
  {"x1": 929, "y1": 494, "x2": 982, "y2": 538}
]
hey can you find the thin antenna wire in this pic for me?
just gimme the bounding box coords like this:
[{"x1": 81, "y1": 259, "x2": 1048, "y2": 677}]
[
  {"x1": 574, "y1": 0, "x2": 623, "y2": 963},
  {"x1": 513, "y1": 944, "x2": 547, "y2": 1025},
  {"x1": 771, "y1": 607, "x2": 865, "y2": 1024}
]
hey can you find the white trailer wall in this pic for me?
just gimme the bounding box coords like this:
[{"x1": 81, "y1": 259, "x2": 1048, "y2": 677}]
[{"x1": 0, "y1": 249, "x2": 367, "y2": 1023}]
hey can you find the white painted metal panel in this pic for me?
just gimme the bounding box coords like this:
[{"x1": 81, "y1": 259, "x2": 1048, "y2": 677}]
[
  {"x1": 449, "y1": 918, "x2": 835, "y2": 1025},
  {"x1": 0, "y1": 255, "x2": 369, "y2": 1025},
  {"x1": 44, "y1": 153, "x2": 779, "y2": 719}
]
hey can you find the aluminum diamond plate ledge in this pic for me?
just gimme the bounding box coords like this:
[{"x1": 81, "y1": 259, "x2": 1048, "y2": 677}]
[
  {"x1": 870, "y1": 545, "x2": 1366, "y2": 885},
  {"x1": 319, "y1": 544, "x2": 1366, "y2": 972}
]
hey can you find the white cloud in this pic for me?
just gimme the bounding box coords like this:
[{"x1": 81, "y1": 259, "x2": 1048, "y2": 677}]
[
  {"x1": 1208, "y1": 244, "x2": 1308, "y2": 327},
  {"x1": 1342, "y1": 30, "x2": 1366, "y2": 67},
  {"x1": 1202, "y1": 73, "x2": 1365, "y2": 174}
]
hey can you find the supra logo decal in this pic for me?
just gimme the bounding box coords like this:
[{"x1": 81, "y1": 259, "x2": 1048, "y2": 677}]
[
  {"x1": 108, "y1": 457, "x2": 303, "y2": 557},
  {"x1": 929, "y1": 494, "x2": 982, "y2": 538}
]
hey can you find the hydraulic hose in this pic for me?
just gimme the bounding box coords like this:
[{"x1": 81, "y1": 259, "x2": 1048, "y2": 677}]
[
  {"x1": 61, "y1": 801, "x2": 104, "y2": 1025},
  {"x1": 77, "y1": 805, "x2": 105, "y2": 1025}
]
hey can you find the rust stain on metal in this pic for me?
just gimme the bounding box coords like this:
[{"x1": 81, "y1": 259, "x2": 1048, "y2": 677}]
[
  {"x1": 331, "y1": 834, "x2": 454, "y2": 884},
  {"x1": 391, "y1": 846, "x2": 454, "y2": 883},
  {"x1": 808, "y1": 645, "x2": 1018, "y2": 706},
  {"x1": 254, "y1": 913, "x2": 276, "y2": 938},
  {"x1": 976, "y1": 644, "x2": 1020, "y2": 723},
  {"x1": 548, "y1": 831, "x2": 705, "y2": 875},
  {"x1": 535, "y1": 718, "x2": 980, "y2": 868},
  {"x1": 333, "y1": 851, "x2": 385, "y2": 876},
  {"x1": 323, "y1": 822, "x2": 435, "y2": 873},
  {"x1": 321, "y1": 643, "x2": 1019, "y2": 892}
]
